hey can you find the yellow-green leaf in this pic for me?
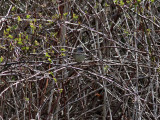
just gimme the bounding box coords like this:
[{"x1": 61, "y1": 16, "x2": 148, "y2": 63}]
[
  {"x1": 0, "y1": 56, "x2": 4, "y2": 63},
  {"x1": 35, "y1": 40, "x2": 39, "y2": 46},
  {"x1": 17, "y1": 16, "x2": 22, "y2": 22},
  {"x1": 53, "y1": 77, "x2": 57, "y2": 82},
  {"x1": 45, "y1": 52, "x2": 51, "y2": 58},
  {"x1": 48, "y1": 58, "x2": 52, "y2": 63},
  {"x1": 8, "y1": 35, "x2": 13, "y2": 39},
  {"x1": 59, "y1": 89, "x2": 63, "y2": 93},
  {"x1": 73, "y1": 13, "x2": 78, "y2": 20},
  {"x1": 26, "y1": 15, "x2": 31, "y2": 19},
  {"x1": 24, "y1": 97, "x2": 29, "y2": 101}
]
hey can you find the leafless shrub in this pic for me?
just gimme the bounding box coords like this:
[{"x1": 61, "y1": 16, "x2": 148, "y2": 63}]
[{"x1": 0, "y1": 0, "x2": 160, "y2": 120}]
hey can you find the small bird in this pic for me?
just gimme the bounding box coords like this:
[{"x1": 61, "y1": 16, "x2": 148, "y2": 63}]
[{"x1": 73, "y1": 46, "x2": 85, "y2": 63}]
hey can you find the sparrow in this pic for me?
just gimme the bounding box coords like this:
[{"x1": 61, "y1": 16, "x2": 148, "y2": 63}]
[{"x1": 73, "y1": 46, "x2": 85, "y2": 63}]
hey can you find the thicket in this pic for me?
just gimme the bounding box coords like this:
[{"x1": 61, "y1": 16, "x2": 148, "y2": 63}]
[{"x1": 0, "y1": 0, "x2": 160, "y2": 120}]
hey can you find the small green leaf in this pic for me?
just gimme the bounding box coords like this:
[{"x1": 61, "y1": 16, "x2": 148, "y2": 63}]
[
  {"x1": 63, "y1": 12, "x2": 68, "y2": 17},
  {"x1": 14, "y1": 38, "x2": 18, "y2": 41},
  {"x1": 34, "y1": 40, "x2": 39, "y2": 46},
  {"x1": 49, "y1": 72, "x2": 54, "y2": 76},
  {"x1": 0, "y1": 56, "x2": 4, "y2": 63},
  {"x1": 22, "y1": 47, "x2": 29, "y2": 51},
  {"x1": 6, "y1": 27, "x2": 11, "y2": 32},
  {"x1": 45, "y1": 52, "x2": 51, "y2": 58},
  {"x1": 59, "y1": 89, "x2": 63, "y2": 93},
  {"x1": 26, "y1": 35, "x2": 29, "y2": 40},
  {"x1": 104, "y1": 3, "x2": 109, "y2": 7},
  {"x1": 73, "y1": 13, "x2": 78, "y2": 20},
  {"x1": 120, "y1": 0, "x2": 124, "y2": 6},
  {"x1": 147, "y1": 29, "x2": 151, "y2": 35},
  {"x1": 52, "y1": 14, "x2": 59, "y2": 19},
  {"x1": 18, "y1": 33, "x2": 22, "y2": 38},
  {"x1": 53, "y1": 77, "x2": 57, "y2": 82},
  {"x1": 61, "y1": 48, "x2": 66, "y2": 51},
  {"x1": 12, "y1": 6, "x2": 15, "y2": 11},
  {"x1": 127, "y1": 0, "x2": 131, "y2": 3},
  {"x1": 30, "y1": 23, "x2": 35, "y2": 29},
  {"x1": 49, "y1": 72, "x2": 57, "y2": 82},
  {"x1": 52, "y1": 50, "x2": 55, "y2": 54},
  {"x1": 104, "y1": 65, "x2": 109, "y2": 71},
  {"x1": 24, "y1": 97, "x2": 29, "y2": 101},
  {"x1": 61, "y1": 53, "x2": 66, "y2": 56},
  {"x1": 114, "y1": 0, "x2": 118, "y2": 4},
  {"x1": 17, "y1": 16, "x2": 22, "y2": 22},
  {"x1": 18, "y1": 41, "x2": 23, "y2": 45},
  {"x1": 17, "y1": 37, "x2": 23, "y2": 45},
  {"x1": 26, "y1": 14, "x2": 31, "y2": 19},
  {"x1": 33, "y1": 18, "x2": 37, "y2": 23},
  {"x1": 48, "y1": 57, "x2": 52, "y2": 61},
  {"x1": 8, "y1": 35, "x2": 13, "y2": 39},
  {"x1": 26, "y1": 47, "x2": 29, "y2": 50},
  {"x1": 22, "y1": 47, "x2": 25, "y2": 50},
  {"x1": 137, "y1": 0, "x2": 141, "y2": 3},
  {"x1": 33, "y1": 49, "x2": 36, "y2": 53},
  {"x1": 4, "y1": 30, "x2": 8, "y2": 36},
  {"x1": 39, "y1": 24, "x2": 42, "y2": 29},
  {"x1": 30, "y1": 23, "x2": 36, "y2": 33},
  {"x1": 53, "y1": 32, "x2": 58, "y2": 38}
]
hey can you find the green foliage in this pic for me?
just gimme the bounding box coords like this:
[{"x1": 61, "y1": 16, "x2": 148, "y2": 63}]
[
  {"x1": 104, "y1": 3, "x2": 109, "y2": 7},
  {"x1": 0, "y1": 56, "x2": 4, "y2": 63},
  {"x1": 114, "y1": 0, "x2": 124, "y2": 6},
  {"x1": 48, "y1": 58, "x2": 52, "y2": 63},
  {"x1": 11, "y1": 6, "x2": 15, "y2": 11},
  {"x1": 53, "y1": 32, "x2": 58, "y2": 38},
  {"x1": 60, "y1": 48, "x2": 66, "y2": 56},
  {"x1": 22, "y1": 46, "x2": 29, "y2": 51},
  {"x1": 120, "y1": 0, "x2": 124, "y2": 6},
  {"x1": 63, "y1": 12, "x2": 68, "y2": 17},
  {"x1": 18, "y1": 40, "x2": 23, "y2": 45},
  {"x1": 49, "y1": 72, "x2": 57, "y2": 82},
  {"x1": 137, "y1": 0, "x2": 141, "y2": 3},
  {"x1": 3, "y1": 30, "x2": 8, "y2": 36},
  {"x1": 30, "y1": 22, "x2": 36, "y2": 34},
  {"x1": 26, "y1": 14, "x2": 31, "y2": 19},
  {"x1": 24, "y1": 97, "x2": 29, "y2": 101},
  {"x1": 61, "y1": 48, "x2": 66, "y2": 52},
  {"x1": 6, "y1": 27, "x2": 11, "y2": 32},
  {"x1": 52, "y1": 14, "x2": 59, "y2": 20},
  {"x1": 104, "y1": 65, "x2": 109, "y2": 73},
  {"x1": 8, "y1": 34, "x2": 13, "y2": 39},
  {"x1": 17, "y1": 16, "x2": 22, "y2": 23},
  {"x1": 59, "y1": 89, "x2": 63, "y2": 93},
  {"x1": 26, "y1": 35, "x2": 29, "y2": 40},
  {"x1": 45, "y1": 52, "x2": 51, "y2": 58},
  {"x1": 13, "y1": 33, "x2": 24, "y2": 45},
  {"x1": 53, "y1": 77, "x2": 57, "y2": 82},
  {"x1": 73, "y1": 13, "x2": 78, "y2": 20},
  {"x1": 39, "y1": 24, "x2": 42, "y2": 30},
  {"x1": 114, "y1": 0, "x2": 118, "y2": 4},
  {"x1": 51, "y1": 50, "x2": 55, "y2": 54},
  {"x1": 34, "y1": 40, "x2": 39, "y2": 46},
  {"x1": 126, "y1": 0, "x2": 131, "y2": 3}
]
